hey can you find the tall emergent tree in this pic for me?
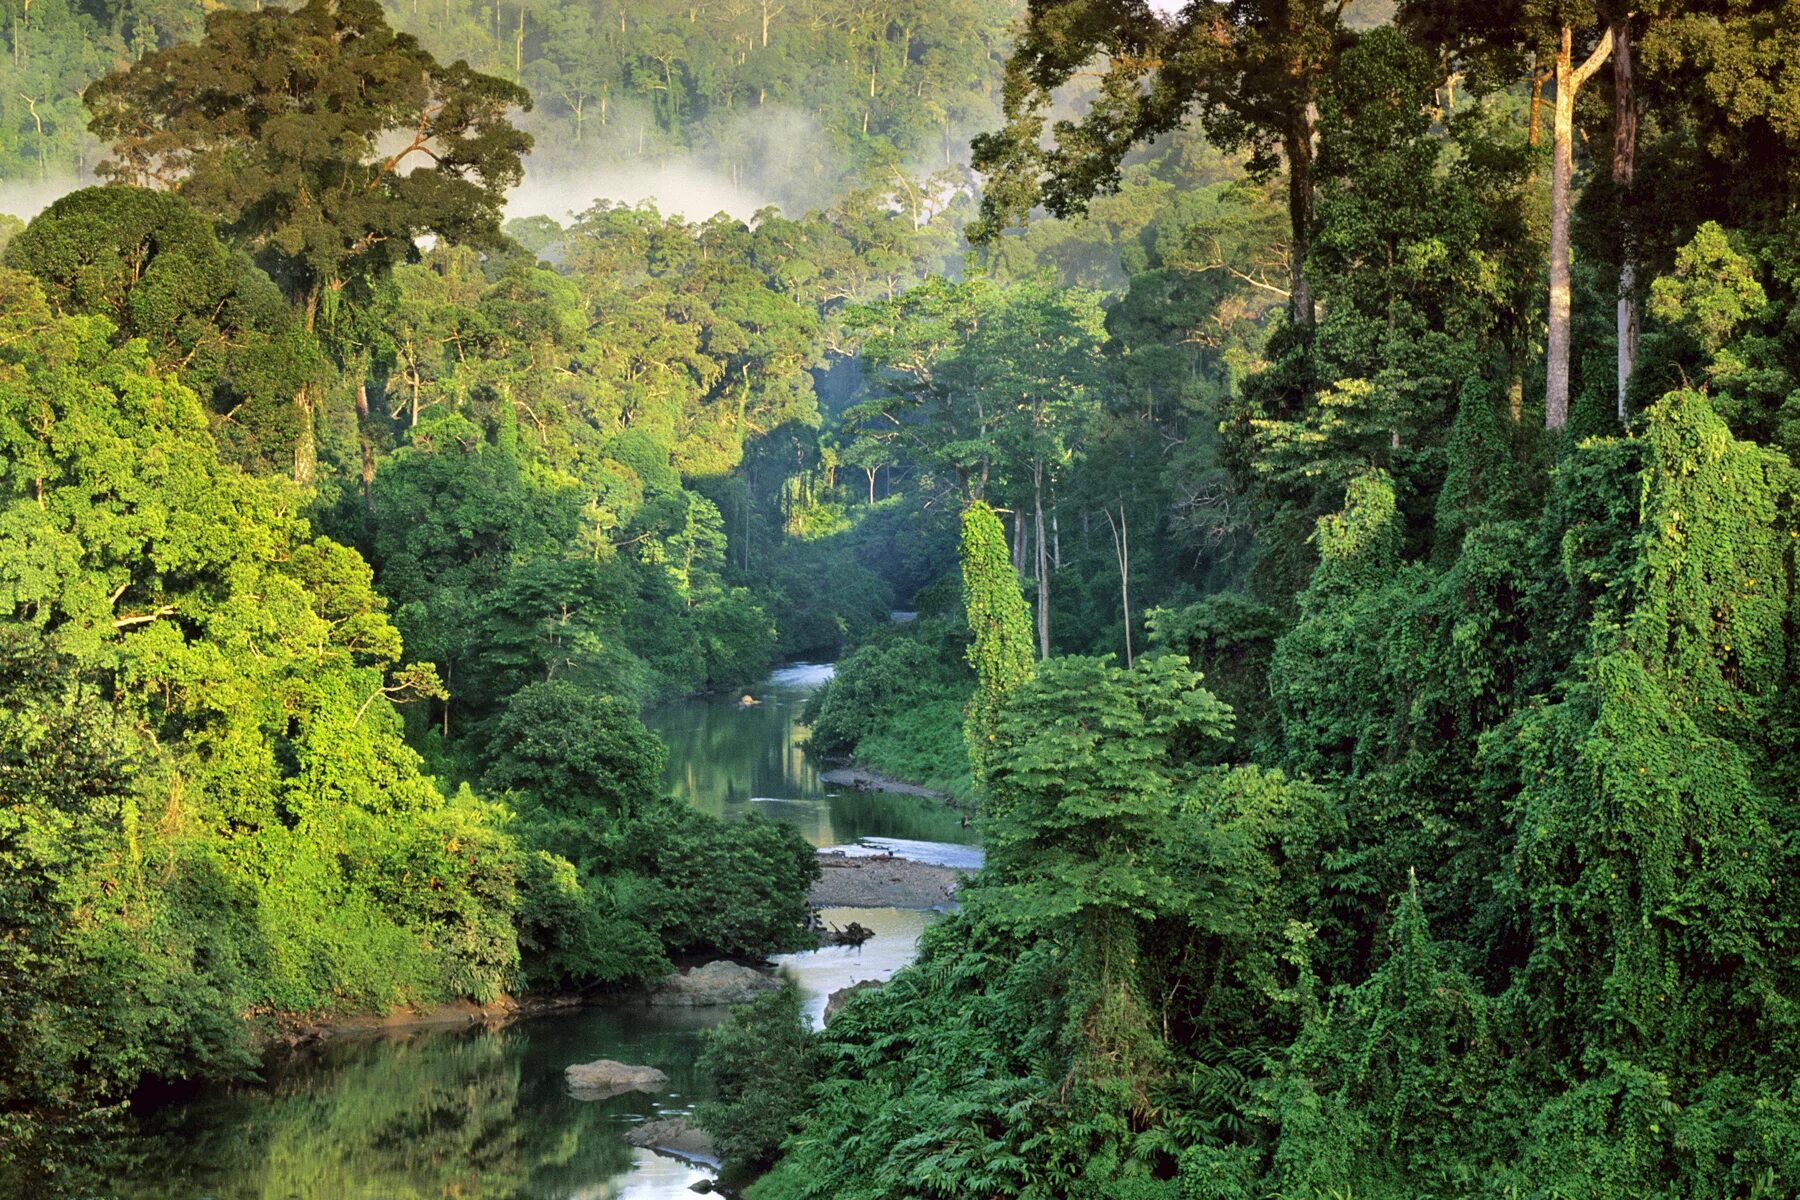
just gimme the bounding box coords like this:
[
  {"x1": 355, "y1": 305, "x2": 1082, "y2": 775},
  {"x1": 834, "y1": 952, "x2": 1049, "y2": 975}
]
[
  {"x1": 1401, "y1": 0, "x2": 1643, "y2": 429},
  {"x1": 83, "y1": 0, "x2": 532, "y2": 481},
  {"x1": 972, "y1": 0, "x2": 1357, "y2": 332}
]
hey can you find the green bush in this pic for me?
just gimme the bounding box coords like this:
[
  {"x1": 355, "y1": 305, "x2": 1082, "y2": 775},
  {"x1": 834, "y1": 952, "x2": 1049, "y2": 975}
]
[
  {"x1": 698, "y1": 981, "x2": 825, "y2": 1179},
  {"x1": 620, "y1": 806, "x2": 821, "y2": 957}
]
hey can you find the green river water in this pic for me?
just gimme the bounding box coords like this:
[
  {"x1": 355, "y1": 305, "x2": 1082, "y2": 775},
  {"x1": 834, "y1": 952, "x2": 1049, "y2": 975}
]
[{"x1": 104, "y1": 663, "x2": 977, "y2": 1200}]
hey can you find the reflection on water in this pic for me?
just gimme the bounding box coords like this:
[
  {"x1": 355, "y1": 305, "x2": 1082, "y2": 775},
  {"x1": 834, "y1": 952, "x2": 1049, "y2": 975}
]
[
  {"x1": 106, "y1": 665, "x2": 973, "y2": 1200},
  {"x1": 108, "y1": 911, "x2": 944, "y2": 1199},
  {"x1": 647, "y1": 663, "x2": 977, "y2": 848},
  {"x1": 774, "y1": 906, "x2": 937, "y2": 1028},
  {"x1": 111, "y1": 1006, "x2": 722, "y2": 1200}
]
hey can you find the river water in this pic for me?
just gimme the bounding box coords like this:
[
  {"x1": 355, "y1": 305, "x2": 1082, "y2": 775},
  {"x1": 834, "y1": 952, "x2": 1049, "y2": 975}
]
[{"x1": 107, "y1": 663, "x2": 976, "y2": 1200}]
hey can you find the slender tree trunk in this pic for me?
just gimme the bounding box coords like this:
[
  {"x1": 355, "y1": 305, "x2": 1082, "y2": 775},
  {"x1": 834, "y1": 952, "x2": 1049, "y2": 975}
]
[
  {"x1": 1528, "y1": 63, "x2": 1549, "y2": 150},
  {"x1": 1104, "y1": 504, "x2": 1132, "y2": 668},
  {"x1": 1612, "y1": 15, "x2": 1639, "y2": 428},
  {"x1": 1546, "y1": 26, "x2": 1613, "y2": 430},
  {"x1": 1033, "y1": 466, "x2": 1050, "y2": 660},
  {"x1": 293, "y1": 385, "x2": 316, "y2": 485},
  {"x1": 1051, "y1": 508, "x2": 1061, "y2": 571},
  {"x1": 1012, "y1": 507, "x2": 1025, "y2": 576},
  {"x1": 1283, "y1": 112, "x2": 1316, "y2": 330},
  {"x1": 294, "y1": 286, "x2": 320, "y2": 484},
  {"x1": 357, "y1": 381, "x2": 374, "y2": 513}
]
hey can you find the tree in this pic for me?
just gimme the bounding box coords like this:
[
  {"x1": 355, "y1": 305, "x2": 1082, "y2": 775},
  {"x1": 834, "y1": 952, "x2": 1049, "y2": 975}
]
[
  {"x1": 1544, "y1": 18, "x2": 1615, "y2": 430},
  {"x1": 842, "y1": 276, "x2": 999, "y2": 498},
  {"x1": 981, "y1": 654, "x2": 1235, "y2": 1113},
  {"x1": 84, "y1": 0, "x2": 532, "y2": 481},
  {"x1": 972, "y1": 0, "x2": 1359, "y2": 332},
  {"x1": 5, "y1": 186, "x2": 321, "y2": 472},
  {"x1": 1399, "y1": 0, "x2": 1626, "y2": 430},
  {"x1": 483, "y1": 679, "x2": 667, "y2": 864},
  {"x1": 959, "y1": 500, "x2": 1034, "y2": 805},
  {"x1": 86, "y1": 0, "x2": 531, "y2": 317},
  {"x1": 0, "y1": 627, "x2": 144, "y2": 1193},
  {"x1": 696, "y1": 982, "x2": 824, "y2": 1178}
]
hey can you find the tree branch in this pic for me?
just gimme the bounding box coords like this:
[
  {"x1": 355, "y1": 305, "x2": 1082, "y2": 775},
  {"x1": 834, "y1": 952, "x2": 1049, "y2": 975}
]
[
  {"x1": 114, "y1": 605, "x2": 176, "y2": 629},
  {"x1": 1573, "y1": 27, "x2": 1614, "y2": 90}
]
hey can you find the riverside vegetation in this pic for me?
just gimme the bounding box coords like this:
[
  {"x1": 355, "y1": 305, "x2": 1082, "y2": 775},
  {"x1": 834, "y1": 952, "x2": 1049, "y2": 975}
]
[{"x1": 6, "y1": 0, "x2": 1800, "y2": 1198}]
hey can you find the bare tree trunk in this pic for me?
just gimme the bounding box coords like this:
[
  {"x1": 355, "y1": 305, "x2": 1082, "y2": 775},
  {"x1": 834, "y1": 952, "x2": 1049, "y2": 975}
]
[
  {"x1": 1033, "y1": 466, "x2": 1050, "y2": 660},
  {"x1": 357, "y1": 381, "x2": 374, "y2": 513},
  {"x1": 1104, "y1": 504, "x2": 1132, "y2": 668},
  {"x1": 1546, "y1": 25, "x2": 1613, "y2": 430},
  {"x1": 295, "y1": 287, "x2": 320, "y2": 485},
  {"x1": 1051, "y1": 508, "x2": 1061, "y2": 571},
  {"x1": 1612, "y1": 15, "x2": 1639, "y2": 428},
  {"x1": 1283, "y1": 112, "x2": 1316, "y2": 330},
  {"x1": 1012, "y1": 507, "x2": 1025, "y2": 576},
  {"x1": 294, "y1": 384, "x2": 316, "y2": 485}
]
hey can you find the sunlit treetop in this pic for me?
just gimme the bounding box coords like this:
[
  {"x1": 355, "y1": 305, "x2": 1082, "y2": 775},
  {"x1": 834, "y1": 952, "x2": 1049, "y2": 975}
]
[{"x1": 84, "y1": 0, "x2": 533, "y2": 315}]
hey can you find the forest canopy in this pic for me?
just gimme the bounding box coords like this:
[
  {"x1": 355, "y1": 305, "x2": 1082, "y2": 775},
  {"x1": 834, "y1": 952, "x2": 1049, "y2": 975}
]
[{"x1": 6, "y1": 0, "x2": 1800, "y2": 1196}]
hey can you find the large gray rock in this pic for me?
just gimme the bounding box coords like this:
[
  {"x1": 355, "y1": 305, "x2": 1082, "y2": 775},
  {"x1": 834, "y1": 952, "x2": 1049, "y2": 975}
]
[
  {"x1": 565, "y1": 1058, "x2": 669, "y2": 1098},
  {"x1": 649, "y1": 959, "x2": 779, "y2": 1007},
  {"x1": 824, "y1": 978, "x2": 884, "y2": 1024},
  {"x1": 625, "y1": 1115, "x2": 718, "y2": 1162}
]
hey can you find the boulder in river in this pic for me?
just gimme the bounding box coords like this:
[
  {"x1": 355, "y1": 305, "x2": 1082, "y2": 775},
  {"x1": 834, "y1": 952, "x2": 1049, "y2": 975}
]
[
  {"x1": 649, "y1": 959, "x2": 780, "y2": 1007},
  {"x1": 625, "y1": 1115, "x2": 719, "y2": 1162},
  {"x1": 565, "y1": 1059, "x2": 670, "y2": 1098},
  {"x1": 824, "y1": 978, "x2": 884, "y2": 1024}
]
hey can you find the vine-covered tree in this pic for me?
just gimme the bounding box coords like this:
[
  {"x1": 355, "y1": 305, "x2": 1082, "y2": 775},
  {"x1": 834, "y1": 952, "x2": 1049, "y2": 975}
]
[{"x1": 959, "y1": 499, "x2": 1035, "y2": 804}]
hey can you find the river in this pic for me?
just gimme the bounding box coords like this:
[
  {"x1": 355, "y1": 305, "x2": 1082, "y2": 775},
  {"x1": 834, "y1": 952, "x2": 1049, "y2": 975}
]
[{"x1": 106, "y1": 663, "x2": 976, "y2": 1199}]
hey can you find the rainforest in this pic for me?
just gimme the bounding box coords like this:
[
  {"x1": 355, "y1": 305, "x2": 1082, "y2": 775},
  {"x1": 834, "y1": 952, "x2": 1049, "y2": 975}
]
[{"x1": 3, "y1": 0, "x2": 1799, "y2": 1197}]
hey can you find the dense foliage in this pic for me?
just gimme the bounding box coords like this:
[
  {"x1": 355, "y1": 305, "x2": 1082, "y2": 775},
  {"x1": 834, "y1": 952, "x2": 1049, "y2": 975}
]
[
  {"x1": 697, "y1": 981, "x2": 826, "y2": 1180},
  {"x1": 9, "y1": 0, "x2": 1800, "y2": 1195},
  {"x1": 746, "y1": 3, "x2": 1800, "y2": 1199},
  {"x1": 0, "y1": 0, "x2": 1019, "y2": 209}
]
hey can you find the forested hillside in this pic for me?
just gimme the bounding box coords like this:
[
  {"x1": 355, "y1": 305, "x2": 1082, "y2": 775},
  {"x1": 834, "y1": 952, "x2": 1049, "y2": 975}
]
[
  {"x1": 743, "y1": 2, "x2": 1800, "y2": 1198},
  {"x1": 0, "y1": 0, "x2": 1018, "y2": 213},
  {"x1": 5, "y1": 0, "x2": 1800, "y2": 1195}
]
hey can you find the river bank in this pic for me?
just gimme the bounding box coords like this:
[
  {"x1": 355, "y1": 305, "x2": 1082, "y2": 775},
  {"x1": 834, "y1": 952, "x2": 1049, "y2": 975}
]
[
  {"x1": 818, "y1": 764, "x2": 952, "y2": 800},
  {"x1": 260, "y1": 992, "x2": 588, "y2": 1052},
  {"x1": 106, "y1": 661, "x2": 973, "y2": 1200},
  {"x1": 809, "y1": 849, "x2": 968, "y2": 907}
]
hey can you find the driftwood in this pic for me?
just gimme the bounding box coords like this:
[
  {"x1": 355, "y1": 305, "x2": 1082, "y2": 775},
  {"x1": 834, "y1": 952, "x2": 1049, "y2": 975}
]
[
  {"x1": 821, "y1": 920, "x2": 875, "y2": 947},
  {"x1": 804, "y1": 904, "x2": 875, "y2": 946}
]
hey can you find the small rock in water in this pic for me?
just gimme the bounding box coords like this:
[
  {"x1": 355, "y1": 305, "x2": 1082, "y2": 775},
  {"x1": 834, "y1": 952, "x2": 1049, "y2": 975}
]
[
  {"x1": 625, "y1": 1115, "x2": 719, "y2": 1159},
  {"x1": 649, "y1": 959, "x2": 780, "y2": 1007},
  {"x1": 565, "y1": 1059, "x2": 669, "y2": 1098}
]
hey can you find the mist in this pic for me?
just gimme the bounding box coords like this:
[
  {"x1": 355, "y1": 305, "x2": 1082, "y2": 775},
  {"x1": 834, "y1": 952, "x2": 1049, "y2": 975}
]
[
  {"x1": 505, "y1": 101, "x2": 848, "y2": 226},
  {"x1": 0, "y1": 175, "x2": 90, "y2": 221},
  {"x1": 505, "y1": 99, "x2": 978, "y2": 229}
]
